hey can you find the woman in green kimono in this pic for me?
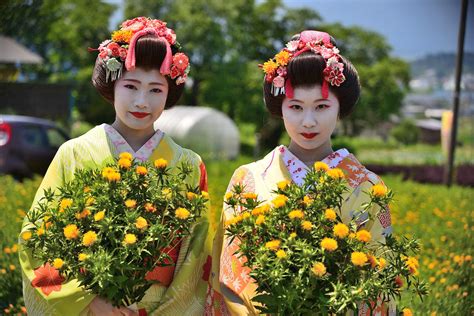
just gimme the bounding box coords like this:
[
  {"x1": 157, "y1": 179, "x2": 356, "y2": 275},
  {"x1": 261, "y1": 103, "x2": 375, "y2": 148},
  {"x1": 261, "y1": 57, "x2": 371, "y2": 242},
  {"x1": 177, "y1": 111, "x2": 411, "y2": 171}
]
[
  {"x1": 206, "y1": 30, "x2": 395, "y2": 315},
  {"x1": 19, "y1": 17, "x2": 214, "y2": 316}
]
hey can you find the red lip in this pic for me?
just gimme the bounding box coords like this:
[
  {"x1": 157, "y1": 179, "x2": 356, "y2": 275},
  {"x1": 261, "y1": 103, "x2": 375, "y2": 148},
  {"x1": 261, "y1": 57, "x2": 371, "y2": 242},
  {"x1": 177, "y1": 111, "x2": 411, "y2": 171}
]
[
  {"x1": 130, "y1": 112, "x2": 150, "y2": 118},
  {"x1": 301, "y1": 133, "x2": 318, "y2": 139}
]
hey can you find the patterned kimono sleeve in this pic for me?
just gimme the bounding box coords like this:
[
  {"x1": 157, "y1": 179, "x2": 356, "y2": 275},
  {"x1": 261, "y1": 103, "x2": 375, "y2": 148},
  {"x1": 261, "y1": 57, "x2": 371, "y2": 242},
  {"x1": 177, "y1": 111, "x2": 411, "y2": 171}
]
[
  {"x1": 19, "y1": 143, "x2": 96, "y2": 316},
  {"x1": 366, "y1": 179, "x2": 393, "y2": 243},
  {"x1": 357, "y1": 179, "x2": 396, "y2": 316},
  {"x1": 205, "y1": 166, "x2": 258, "y2": 316},
  {"x1": 145, "y1": 152, "x2": 214, "y2": 316}
]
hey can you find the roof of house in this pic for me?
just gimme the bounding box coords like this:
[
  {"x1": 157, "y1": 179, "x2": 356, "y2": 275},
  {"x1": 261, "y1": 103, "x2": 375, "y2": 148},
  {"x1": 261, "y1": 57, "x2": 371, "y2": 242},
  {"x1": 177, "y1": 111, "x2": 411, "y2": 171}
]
[{"x1": 0, "y1": 35, "x2": 43, "y2": 64}]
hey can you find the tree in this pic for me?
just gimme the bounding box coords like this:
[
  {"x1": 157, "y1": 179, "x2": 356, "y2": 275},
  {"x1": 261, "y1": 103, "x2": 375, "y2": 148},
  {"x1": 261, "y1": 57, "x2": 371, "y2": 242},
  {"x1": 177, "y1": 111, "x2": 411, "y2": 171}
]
[
  {"x1": 1, "y1": 1, "x2": 411, "y2": 148},
  {"x1": 1, "y1": 0, "x2": 117, "y2": 124},
  {"x1": 124, "y1": 0, "x2": 321, "y2": 106},
  {"x1": 1, "y1": 0, "x2": 115, "y2": 80},
  {"x1": 312, "y1": 23, "x2": 410, "y2": 136},
  {"x1": 125, "y1": 0, "x2": 236, "y2": 105},
  {"x1": 318, "y1": 23, "x2": 392, "y2": 66},
  {"x1": 347, "y1": 58, "x2": 410, "y2": 135}
]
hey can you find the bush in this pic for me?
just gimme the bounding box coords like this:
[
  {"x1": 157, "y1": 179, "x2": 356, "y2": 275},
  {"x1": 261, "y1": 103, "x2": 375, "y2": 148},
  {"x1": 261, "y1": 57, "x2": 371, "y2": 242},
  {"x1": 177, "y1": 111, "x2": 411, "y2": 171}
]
[
  {"x1": 391, "y1": 119, "x2": 419, "y2": 145},
  {"x1": 332, "y1": 136, "x2": 357, "y2": 154}
]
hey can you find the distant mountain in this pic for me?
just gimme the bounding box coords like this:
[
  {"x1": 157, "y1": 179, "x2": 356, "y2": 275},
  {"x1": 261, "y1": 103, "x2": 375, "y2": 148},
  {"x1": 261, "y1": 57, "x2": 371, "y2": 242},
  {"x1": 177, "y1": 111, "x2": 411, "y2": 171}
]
[{"x1": 410, "y1": 52, "x2": 474, "y2": 78}]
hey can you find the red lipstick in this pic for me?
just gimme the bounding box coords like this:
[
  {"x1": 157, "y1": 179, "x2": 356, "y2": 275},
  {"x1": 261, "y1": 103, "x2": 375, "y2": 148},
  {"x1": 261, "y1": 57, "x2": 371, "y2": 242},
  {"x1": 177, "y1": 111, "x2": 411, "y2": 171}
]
[
  {"x1": 301, "y1": 133, "x2": 317, "y2": 139},
  {"x1": 129, "y1": 112, "x2": 150, "y2": 119}
]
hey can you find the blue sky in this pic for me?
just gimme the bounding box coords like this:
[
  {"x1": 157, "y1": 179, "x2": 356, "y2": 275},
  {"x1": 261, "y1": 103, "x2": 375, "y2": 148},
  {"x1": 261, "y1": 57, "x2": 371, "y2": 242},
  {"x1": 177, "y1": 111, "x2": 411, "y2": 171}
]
[
  {"x1": 284, "y1": 0, "x2": 473, "y2": 60},
  {"x1": 106, "y1": 0, "x2": 473, "y2": 60}
]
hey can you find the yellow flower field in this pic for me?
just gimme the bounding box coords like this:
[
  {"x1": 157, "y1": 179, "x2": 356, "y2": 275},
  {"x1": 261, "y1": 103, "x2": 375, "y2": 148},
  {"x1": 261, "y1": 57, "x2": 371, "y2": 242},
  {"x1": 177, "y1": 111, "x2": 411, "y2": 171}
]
[{"x1": 387, "y1": 177, "x2": 473, "y2": 314}]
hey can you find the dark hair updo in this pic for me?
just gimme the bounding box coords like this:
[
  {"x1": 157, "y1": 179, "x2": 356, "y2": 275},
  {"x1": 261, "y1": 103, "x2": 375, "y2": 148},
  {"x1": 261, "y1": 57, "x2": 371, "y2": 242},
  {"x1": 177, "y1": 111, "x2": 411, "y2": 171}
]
[
  {"x1": 263, "y1": 34, "x2": 360, "y2": 119},
  {"x1": 92, "y1": 35, "x2": 184, "y2": 108}
]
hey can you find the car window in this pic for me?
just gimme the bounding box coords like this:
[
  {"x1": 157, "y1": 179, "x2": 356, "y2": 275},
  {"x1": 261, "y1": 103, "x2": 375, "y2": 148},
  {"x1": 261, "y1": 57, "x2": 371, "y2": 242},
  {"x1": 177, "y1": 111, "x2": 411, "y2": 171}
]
[
  {"x1": 20, "y1": 125, "x2": 48, "y2": 147},
  {"x1": 46, "y1": 128, "x2": 67, "y2": 148}
]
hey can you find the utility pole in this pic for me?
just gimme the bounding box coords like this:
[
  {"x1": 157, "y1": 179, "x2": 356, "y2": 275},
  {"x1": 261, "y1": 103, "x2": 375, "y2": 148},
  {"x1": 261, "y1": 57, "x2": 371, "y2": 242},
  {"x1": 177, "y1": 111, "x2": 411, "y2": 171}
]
[{"x1": 444, "y1": 0, "x2": 469, "y2": 187}]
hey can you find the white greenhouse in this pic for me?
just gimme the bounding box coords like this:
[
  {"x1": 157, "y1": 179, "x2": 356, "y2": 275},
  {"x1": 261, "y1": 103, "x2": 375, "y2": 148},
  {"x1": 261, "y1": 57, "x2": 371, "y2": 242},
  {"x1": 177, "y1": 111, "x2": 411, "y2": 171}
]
[{"x1": 154, "y1": 106, "x2": 240, "y2": 160}]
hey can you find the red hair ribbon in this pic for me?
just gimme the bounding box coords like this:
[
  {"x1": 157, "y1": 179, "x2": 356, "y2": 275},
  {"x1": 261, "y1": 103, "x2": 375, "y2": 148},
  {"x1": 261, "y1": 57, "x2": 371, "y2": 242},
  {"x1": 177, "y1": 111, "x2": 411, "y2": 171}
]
[
  {"x1": 321, "y1": 80, "x2": 329, "y2": 99},
  {"x1": 285, "y1": 78, "x2": 294, "y2": 99},
  {"x1": 292, "y1": 46, "x2": 310, "y2": 59}
]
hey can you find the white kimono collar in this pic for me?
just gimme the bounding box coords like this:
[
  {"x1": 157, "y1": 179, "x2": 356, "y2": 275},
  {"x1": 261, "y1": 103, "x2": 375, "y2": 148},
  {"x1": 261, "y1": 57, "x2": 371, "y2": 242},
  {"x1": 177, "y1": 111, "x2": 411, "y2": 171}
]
[
  {"x1": 102, "y1": 124, "x2": 164, "y2": 162},
  {"x1": 279, "y1": 145, "x2": 350, "y2": 185}
]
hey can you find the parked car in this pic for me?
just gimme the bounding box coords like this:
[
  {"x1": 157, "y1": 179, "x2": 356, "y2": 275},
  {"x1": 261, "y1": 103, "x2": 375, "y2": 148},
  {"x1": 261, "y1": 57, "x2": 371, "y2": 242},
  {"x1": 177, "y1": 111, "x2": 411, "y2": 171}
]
[{"x1": 0, "y1": 115, "x2": 70, "y2": 179}]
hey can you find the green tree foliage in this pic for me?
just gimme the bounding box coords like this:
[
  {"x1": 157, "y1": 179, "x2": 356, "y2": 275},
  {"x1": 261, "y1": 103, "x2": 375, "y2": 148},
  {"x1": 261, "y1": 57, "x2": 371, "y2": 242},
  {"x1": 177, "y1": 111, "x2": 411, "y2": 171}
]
[
  {"x1": 391, "y1": 119, "x2": 419, "y2": 145},
  {"x1": 315, "y1": 24, "x2": 410, "y2": 136},
  {"x1": 319, "y1": 23, "x2": 392, "y2": 66},
  {"x1": 125, "y1": 1, "x2": 409, "y2": 147},
  {"x1": 349, "y1": 58, "x2": 410, "y2": 135},
  {"x1": 1, "y1": 0, "x2": 410, "y2": 146},
  {"x1": 0, "y1": 0, "x2": 116, "y2": 124},
  {"x1": 124, "y1": 0, "x2": 321, "y2": 107}
]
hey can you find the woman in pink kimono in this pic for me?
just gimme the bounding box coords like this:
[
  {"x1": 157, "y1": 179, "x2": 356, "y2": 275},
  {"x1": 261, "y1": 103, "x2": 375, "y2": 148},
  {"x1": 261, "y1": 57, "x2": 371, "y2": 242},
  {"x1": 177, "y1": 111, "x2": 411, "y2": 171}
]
[
  {"x1": 19, "y1": 17, "x2": 214, "y2": 316},
  {"x1": 206, "y1": 30, "x2": 394, "y2": 315}
]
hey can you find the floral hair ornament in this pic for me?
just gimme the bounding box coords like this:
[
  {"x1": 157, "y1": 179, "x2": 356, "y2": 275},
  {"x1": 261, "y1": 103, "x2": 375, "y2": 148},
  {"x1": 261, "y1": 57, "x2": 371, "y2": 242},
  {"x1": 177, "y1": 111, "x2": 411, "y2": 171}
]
[
  {"x1": 89, "y1": 17, "x2": 190, "y2": 84},
  {"x1": 260, "y1": 30, "x2": 345, "y2": 99}
]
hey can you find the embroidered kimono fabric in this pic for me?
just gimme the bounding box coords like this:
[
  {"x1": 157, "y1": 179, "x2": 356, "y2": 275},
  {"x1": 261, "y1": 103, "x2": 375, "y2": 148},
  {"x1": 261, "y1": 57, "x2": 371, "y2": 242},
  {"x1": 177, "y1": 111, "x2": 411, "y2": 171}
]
[
  {"x1": 206, "y1": 146, "x2": 394, "y2": 315},
  {"x1": 19, "y1": 125, "x2": 214, "y2": 316}
]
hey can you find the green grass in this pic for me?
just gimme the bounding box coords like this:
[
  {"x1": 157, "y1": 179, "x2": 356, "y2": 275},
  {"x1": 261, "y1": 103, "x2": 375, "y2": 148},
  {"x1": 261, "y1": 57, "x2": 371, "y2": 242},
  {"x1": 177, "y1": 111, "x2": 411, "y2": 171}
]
[
  {"x1": 0, "y1": 175, "x2": 41, "y2": 312},
  {"x1": 457, "y1": 116, "x2": 474, "y2": 146},
  {"x1": 356, "y1": 143, "x2": 473, "y2": 166},
  {"x1": 206, "y1": 155, "x2": 253, "y2": 216}
]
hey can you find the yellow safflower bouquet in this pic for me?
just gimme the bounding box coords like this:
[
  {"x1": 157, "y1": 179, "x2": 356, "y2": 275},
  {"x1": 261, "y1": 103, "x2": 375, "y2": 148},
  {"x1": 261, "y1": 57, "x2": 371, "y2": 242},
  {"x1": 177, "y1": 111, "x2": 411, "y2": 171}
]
[
  {"x1": 225, "y1": 162, "x2": 427, "y2": 314},
  {"x1": 22, "y1": 153, "x2": 208, "y2": 306}
]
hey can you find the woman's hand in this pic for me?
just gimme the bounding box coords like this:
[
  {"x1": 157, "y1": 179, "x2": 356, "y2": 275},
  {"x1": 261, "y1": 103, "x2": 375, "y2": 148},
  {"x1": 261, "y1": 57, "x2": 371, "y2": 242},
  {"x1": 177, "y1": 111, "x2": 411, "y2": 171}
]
[{"x1": 88, "y1": 297, "x2": 139, "y2": 316}]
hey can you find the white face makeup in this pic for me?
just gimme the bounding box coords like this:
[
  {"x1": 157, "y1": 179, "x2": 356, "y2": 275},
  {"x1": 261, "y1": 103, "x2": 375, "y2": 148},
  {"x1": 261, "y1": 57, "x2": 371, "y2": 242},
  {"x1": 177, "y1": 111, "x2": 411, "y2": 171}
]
[
  {"x1": 112, "y1": 68, "x2": 169, "y2": 137},
  {"x1": 282, "y1": 84, "x2": 340, "y2": 163}
]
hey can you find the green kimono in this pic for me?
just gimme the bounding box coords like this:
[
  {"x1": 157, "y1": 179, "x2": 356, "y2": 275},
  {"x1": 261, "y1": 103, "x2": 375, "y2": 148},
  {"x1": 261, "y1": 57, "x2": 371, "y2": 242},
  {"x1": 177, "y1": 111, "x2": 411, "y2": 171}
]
[{"x1": 19, "y1": 125, "x2": 214, "y2": 316}]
